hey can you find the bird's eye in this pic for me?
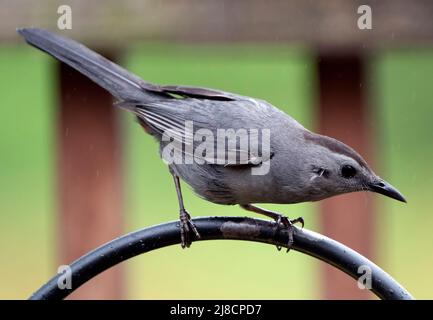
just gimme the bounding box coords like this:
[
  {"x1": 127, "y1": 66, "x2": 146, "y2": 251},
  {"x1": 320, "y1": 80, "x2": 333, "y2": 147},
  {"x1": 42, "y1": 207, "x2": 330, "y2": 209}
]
[{"x1": 341, "y1": 165, "x2": 357, "y2": 178}]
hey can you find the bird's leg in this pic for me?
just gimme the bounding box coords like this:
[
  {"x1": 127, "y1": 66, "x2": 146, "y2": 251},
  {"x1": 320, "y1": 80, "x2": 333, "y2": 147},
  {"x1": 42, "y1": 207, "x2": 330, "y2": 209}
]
[
  {"x1": 171, "y1": 172, "x2": 200, "y2": 248},
  {"x1": 240, "y1": 204, "x2": 304, "y2": 252}
]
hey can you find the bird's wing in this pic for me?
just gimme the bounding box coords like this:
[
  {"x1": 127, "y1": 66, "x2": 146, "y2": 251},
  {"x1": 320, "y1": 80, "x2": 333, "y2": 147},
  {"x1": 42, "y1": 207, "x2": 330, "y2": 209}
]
[
  {"x1": 143, "y1": 84, "x2": 240, "y2": 101},
  {"x1": 124, "y1": 98, "x2": 275, "y2": 166}
]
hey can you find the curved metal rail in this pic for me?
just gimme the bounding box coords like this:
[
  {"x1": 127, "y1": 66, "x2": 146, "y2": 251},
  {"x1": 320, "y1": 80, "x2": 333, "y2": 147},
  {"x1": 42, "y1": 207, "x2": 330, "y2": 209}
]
[{"x1": 30, "y1": 216, "x2": 414, "y2": 300}]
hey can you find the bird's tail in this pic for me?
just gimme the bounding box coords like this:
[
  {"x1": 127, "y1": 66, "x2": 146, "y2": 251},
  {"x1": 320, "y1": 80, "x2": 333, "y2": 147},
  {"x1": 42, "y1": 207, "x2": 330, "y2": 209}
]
[{"x1": 17, "y1": 28, "x2": 163, "y2": 103}]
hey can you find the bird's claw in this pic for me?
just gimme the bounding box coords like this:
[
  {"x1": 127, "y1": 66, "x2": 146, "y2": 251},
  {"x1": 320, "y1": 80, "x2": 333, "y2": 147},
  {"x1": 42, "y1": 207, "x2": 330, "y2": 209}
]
[
  {"x1": 179, "y1": 209, "x2": 200, "y2": 248},
  {"x1": 274, "y1": 215, "x2": 304, "y2": 252},
  {"x1": 289, "y1": 216, "x2": 305, "y2": 229}
]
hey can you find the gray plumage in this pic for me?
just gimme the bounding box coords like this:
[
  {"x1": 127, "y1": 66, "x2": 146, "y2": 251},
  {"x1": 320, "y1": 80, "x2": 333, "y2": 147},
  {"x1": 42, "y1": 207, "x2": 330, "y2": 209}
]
[{"x1": 18, "y1": 28, "x2": 406, "y2": 248}]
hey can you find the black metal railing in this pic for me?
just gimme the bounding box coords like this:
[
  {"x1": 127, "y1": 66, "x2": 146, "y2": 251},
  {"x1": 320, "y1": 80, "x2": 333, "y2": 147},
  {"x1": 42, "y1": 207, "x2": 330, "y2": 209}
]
[{"x1": 30, "y1": 216, "x2": 414, "y2": 300}]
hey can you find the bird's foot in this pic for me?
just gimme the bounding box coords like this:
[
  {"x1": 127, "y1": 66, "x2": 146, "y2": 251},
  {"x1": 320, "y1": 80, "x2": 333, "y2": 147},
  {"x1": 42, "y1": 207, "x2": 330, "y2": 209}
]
[
  {"x1": 274, "y1": 215, "x2": 304, "y2": 252},
  {"x1": 179, "y1": 209, "x2": 201, "y2": 248}
]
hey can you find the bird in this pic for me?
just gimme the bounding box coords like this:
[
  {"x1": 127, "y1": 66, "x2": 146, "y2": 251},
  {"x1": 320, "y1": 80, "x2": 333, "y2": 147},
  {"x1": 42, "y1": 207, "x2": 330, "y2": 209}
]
[{"x1": 18, "y1": 28, "x2": 406, "y2": 250}]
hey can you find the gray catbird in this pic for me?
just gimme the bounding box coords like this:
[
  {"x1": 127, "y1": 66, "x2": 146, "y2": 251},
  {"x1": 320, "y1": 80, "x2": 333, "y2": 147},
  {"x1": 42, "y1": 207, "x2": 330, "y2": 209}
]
[{"x1": 18, "y1": 28, "x2": 406, "y2": 250}]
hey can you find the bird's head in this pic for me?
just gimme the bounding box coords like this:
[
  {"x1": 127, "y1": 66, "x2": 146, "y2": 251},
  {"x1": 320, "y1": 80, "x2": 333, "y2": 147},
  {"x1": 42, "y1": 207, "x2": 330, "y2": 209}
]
[{"x1": 302, "y1": 131, "x2": 406, "y2": 203}]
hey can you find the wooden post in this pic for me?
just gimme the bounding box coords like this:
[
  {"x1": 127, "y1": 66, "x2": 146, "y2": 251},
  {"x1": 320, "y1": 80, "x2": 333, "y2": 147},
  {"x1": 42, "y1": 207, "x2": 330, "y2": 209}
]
[
  {"x1": 317, "y1": 54, "x2": 375, "y2": 299},
  {"x1": 58, "y1": 60, "x2": 124, "y2": 299}
]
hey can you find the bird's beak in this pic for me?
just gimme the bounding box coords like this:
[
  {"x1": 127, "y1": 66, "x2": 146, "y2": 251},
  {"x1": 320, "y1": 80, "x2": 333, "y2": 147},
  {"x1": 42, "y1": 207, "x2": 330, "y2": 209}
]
[{"x1": 369, "y1": 179, "x2": 407, "y2": 203}]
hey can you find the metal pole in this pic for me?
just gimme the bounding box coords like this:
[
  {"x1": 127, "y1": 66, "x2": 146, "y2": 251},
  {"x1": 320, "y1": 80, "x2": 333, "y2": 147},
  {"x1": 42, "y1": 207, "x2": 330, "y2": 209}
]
[{"x1": 30, "y1": 217, "x2": 413, "y2": 300}]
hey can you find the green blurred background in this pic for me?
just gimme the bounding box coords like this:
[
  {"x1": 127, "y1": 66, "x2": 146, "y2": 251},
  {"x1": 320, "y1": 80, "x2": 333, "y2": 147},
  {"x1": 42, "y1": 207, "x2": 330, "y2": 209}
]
[
  {"x1": 1, "y1": 0, "x2": 433, "y2": 300},
  {"x1": 1, "y1": 44, "x2": 433, "y2": 299}
]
